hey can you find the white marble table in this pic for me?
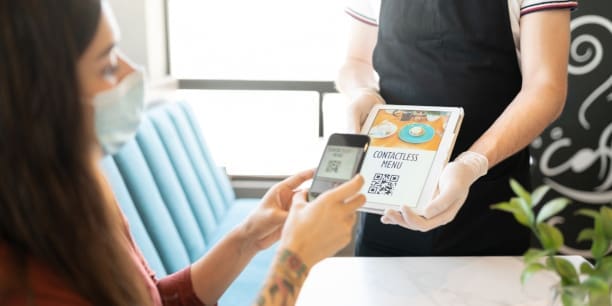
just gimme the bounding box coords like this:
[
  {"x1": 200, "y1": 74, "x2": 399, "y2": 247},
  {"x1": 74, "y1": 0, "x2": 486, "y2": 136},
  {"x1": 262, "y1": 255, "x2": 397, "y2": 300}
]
[{"x1": 296, "y1": 256, "x2": 586, "y2": 306}]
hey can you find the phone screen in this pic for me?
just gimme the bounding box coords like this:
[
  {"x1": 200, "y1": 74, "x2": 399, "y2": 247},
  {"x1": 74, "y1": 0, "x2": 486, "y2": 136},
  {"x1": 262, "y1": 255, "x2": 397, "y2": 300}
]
[{"x1": 309, "y1": 134, "x2": 369, "y2": 201}]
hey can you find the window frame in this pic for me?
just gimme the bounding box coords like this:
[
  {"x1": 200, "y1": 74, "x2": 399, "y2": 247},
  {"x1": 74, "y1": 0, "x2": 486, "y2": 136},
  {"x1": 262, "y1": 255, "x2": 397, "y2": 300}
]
[{"x1": 164, "y1": 1, "x2": 341, "y2": 190}]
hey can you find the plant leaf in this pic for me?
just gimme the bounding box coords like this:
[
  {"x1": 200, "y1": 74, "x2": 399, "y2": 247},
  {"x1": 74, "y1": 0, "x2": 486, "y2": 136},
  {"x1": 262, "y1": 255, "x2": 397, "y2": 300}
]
[
  {"x1": 591, "y1": 224, "x2": 610, "y2": 260},
  {"x1": 601, "y1": 206, "x2": 612, "y2": 240},
  {"x1": 579, "y1": 262, "x2": 595, "y2": 275},
  {"x1": 559, "y1": 286, "x2": 588, "y2": 306},
  {"x1": 589, "y1": 216, "x2": 610, "y2": 259},
  {"x1": 591, "y1": 235, "x2": 609, "y2": 260},
  {"x1": 560, "y1": 292, "x2": 586, "y2": 306},
  {"x1": 538, "y1": 223, "x2": 564, "y2": 252},
  {"x1": 531, "y1": 185, "x2": 550, "y2": 207},
  {"x1": 496, "y1": 197, "x2": 533, "y2": 228},
  {"x1": 560, "y1": 293, "x2": 576, "y2": 306},
  {"x1": 490, "y1": 202, "x2": 515, "y2": 213},
  {"x1": 598, "y1": 257, "x2": 612, "y2": 283},
  {"x1": 536, "y1": 197, "x2": 570, "y2": 223},
  {"x1": 589, "y1": 291, "x2": 611, "y2": 306},
  {"x1": 521, "y1": 262, "x2": 546, "y2": 285},
  {"x1": 523, "y1": 248, "x2": 549, "y2": 265},
  {"x1": 575, "y1": 208, "x2": 599, "y2": 219},
  {"x1": 546, "y1": 257, "x2": 579, "y2": 286},
  {"x1": 582, "y1": 276, "x2": 608, "y2": 292},
  {"x1": 513, "y1": 197, "x2": 535, "y2": 228},
  {"x1": 576, "y1": 229, "x2": 595, "y2": 243},
  {"x1": 491, "y1": 201, "x2": 533, "y2": 229},
  {"x1": 518, "y1": 197, "x2": 534, "y2": 220},
  {"x1": 583, "y1": 276, "x2": 611, "y2": 306},
  {"x1": 510, "y1": 179, "x2": 531, "y2": 205}
]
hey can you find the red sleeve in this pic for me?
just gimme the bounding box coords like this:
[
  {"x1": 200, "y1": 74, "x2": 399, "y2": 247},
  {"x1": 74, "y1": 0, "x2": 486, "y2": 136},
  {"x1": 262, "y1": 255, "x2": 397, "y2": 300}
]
[{"x1": 157, "y1": 267, "x2": 213, "y2": 306}]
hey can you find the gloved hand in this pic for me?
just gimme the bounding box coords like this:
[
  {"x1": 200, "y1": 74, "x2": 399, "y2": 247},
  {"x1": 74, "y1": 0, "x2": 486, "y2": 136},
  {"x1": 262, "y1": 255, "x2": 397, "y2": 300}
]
[
  {"x1": 381, "y1": 151, "x2": 489, "y2": 231},
  {"x1": 346, "y1": 88, "x2": 385, "y2": 133}
]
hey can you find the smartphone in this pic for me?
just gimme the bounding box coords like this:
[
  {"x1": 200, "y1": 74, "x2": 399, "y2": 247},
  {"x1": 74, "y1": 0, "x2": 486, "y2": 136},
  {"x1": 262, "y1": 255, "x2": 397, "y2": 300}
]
[{"x1": 308, "y1": 133, "x2": 370, "y2": 201}]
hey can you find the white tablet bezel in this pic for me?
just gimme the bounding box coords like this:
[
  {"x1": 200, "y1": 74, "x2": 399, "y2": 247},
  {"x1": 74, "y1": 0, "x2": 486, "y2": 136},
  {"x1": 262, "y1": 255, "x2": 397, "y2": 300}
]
[{"x1": 359, "y1": 104, "x2": 464, "y2": 215}]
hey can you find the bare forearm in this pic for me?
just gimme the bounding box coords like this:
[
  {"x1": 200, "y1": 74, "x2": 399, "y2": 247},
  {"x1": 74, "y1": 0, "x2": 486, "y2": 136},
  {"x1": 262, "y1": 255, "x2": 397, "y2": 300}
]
[
  {"x1": 190, "y1": 227, "x2": 258, "y2": 305},
  {"x1": 469, "y1": 83, "x2": 566, "y2": 167},
  {"x1": 253, "y1": 249, "x2": 309, "y2": 306},
  {"x1": 470, "y1": 10, "x2": 570, "y2": 168},
  {"x1": 336, "y1": 59, "x2": 379, "y2": 94},
  {"x1": 336, "y1": 19, "x2": 379, "y2": 94}
]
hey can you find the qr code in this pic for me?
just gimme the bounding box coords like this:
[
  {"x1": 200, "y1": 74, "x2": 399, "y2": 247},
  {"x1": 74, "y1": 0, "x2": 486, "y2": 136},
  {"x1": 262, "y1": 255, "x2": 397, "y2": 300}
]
[
  {"x1": 326, "y1": 160, "x2": 341, "y2": 173},
  {"x1": 368, "y1": 173, "x2": 399, "y2": 196}
]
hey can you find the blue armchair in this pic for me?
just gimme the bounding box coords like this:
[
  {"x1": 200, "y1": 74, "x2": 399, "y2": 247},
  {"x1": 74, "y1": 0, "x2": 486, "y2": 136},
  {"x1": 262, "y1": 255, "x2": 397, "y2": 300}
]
[{"x1": 100, "y1": 101, "x2": 274, "y2": 305}]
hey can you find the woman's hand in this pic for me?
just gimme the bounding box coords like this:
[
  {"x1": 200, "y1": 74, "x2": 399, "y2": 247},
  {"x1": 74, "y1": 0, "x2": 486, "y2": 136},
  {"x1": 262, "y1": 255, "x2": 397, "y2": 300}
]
[
  {"x1": 252, "y1": 175, "x2": 365, "y2": 306},
  {"x1": 279, "y1": 175, "x2": 366, "y2": 268},
  {"x1": 239, "y1": 169, "x2": 315, "y2": 253}
]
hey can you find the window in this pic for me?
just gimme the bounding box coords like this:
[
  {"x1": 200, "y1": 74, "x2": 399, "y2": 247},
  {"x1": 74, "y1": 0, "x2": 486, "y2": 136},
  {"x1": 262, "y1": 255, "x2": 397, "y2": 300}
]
[
  {"x1": 168, "y1": 0, "x2": 348, "y2": 81},
  {"x1": 167, "y1": 1, "x2": 351, "y2": 176}
]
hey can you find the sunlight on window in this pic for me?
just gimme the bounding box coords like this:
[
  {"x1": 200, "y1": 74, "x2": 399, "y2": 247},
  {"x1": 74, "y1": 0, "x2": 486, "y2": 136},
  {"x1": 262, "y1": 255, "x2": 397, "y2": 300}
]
[
  {"x1": 168, "y1": 0, "x2": 349, "y2": 80},
  {"x1": 180, "y1": 90, "x2": 329, "y2": 176},
  {"x1": 168, "y1": 1, "x2": 352, "y2": 175}
]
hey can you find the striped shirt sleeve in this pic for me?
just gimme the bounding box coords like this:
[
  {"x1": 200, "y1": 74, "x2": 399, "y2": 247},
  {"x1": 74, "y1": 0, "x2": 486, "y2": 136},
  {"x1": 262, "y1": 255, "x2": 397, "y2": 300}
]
[
  {"x1": 520, "y1": 0, "x2": 578, "y2": 16},
  {"x1": 345, "y1": 0, "x2": 380, "y2": 26}
]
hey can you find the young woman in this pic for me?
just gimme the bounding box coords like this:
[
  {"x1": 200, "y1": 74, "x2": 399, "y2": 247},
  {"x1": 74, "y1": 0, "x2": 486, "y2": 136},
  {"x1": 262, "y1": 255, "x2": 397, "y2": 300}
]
[{"x1": 0, "y1": 1, "x2": 365, "y2": 305}]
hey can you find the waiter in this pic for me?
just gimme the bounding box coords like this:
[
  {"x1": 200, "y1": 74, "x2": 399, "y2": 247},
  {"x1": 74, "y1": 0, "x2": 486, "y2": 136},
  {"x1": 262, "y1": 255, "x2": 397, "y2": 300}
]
[{"x1": 337, "y1": 0, "x2": 578, "y2": 256}]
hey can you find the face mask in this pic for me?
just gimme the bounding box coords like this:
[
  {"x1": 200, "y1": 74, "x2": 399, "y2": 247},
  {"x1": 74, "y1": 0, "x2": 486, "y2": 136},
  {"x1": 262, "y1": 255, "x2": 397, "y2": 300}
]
[{"x1": 93, "y1": 69, "x2": 145, "y2": 155}]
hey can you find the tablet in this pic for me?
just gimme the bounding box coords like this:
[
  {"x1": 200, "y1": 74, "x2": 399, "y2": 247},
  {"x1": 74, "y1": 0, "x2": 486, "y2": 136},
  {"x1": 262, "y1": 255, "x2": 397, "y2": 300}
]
[{"x1": 358, "y1": 105, "x2": 464, "y2": 215}]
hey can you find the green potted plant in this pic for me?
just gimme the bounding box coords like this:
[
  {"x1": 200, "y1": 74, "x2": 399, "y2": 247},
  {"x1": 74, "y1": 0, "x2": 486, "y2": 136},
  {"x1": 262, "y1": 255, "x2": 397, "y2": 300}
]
[{"x1": 491, "y1": 179, "x2": 612, "y2": 306}]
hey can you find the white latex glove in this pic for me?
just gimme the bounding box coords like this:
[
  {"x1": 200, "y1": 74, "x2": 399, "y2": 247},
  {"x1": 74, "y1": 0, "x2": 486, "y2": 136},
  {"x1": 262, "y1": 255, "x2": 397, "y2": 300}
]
[
  {"x1": 346, "y1": 88, "x2": 385, "y2": 133},
  {"x1": 381, "y1": 151, "x2": 488, "y2": 232}
]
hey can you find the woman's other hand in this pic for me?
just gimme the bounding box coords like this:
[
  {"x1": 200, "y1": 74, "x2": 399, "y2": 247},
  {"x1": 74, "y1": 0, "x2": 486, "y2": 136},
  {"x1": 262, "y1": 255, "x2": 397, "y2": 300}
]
[
  {"x1": 239, "y1": 169, "x2": 315, "y2": 253},
  {"x1": 280, "y1": 175, "x2": 366, "y2": 268}
]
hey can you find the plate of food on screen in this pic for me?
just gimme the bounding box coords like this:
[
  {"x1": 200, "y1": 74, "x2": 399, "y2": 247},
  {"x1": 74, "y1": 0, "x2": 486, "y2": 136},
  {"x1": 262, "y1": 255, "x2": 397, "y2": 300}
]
[
  {"x1": 399, "y1": 123, "x2": 435, "y2": 144},
  {"x1": 369, "y1": 120, "x2": 397, "y2": 139}
]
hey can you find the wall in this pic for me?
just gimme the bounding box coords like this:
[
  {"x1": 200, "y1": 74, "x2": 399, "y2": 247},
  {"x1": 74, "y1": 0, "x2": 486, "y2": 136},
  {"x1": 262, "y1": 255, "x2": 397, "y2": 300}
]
[
  {"x1": 106, "y1": 0, "x2": 169, "y2": 83},
  {"x1": 531, "y1": 0, "x2": 612, "y2": 256}
]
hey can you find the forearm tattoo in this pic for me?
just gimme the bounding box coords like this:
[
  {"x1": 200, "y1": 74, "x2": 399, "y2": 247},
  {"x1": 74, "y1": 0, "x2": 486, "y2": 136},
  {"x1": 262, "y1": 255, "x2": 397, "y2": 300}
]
[{"x1": 254, "y1": 249, "x2": 308, "y2": 306}]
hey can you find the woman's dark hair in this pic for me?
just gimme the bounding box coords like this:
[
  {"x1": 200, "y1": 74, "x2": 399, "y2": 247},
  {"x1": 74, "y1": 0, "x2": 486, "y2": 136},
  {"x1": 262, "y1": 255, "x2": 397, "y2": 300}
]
[{"x1": 0, "y1": 1, "x2": 150, "y2": 305}]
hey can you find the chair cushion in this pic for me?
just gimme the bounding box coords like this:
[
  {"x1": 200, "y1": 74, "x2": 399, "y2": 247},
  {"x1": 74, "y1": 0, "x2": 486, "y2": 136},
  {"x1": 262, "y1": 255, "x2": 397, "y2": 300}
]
[
  {"x1": 135, "y1": 117, "x2": 208, "y2": 261},
  {"x1": 178, "y1": 101, "x2": 236, "y2": 206},
  {"x1": 210, "y1": 198, "x2": 278, "y2": 306},
  {"x1": 113, "y1": 140, "x2": 191, "y2": 273},
  {"x1": 101, "y1": 101, "x2": 278, "y2": 305},
  {"x1": 100, "y1": 156, "x2": 167, "y2": 277},
  {"x1": 149, "y1": 106, "x2": 227, "y2": 222}
]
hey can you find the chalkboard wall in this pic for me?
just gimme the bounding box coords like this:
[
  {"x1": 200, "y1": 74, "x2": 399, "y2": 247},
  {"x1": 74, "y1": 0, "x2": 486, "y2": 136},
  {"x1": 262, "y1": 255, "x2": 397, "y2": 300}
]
[{"x1": 530, "y1": 0, "x2": 612, "y2": 256}]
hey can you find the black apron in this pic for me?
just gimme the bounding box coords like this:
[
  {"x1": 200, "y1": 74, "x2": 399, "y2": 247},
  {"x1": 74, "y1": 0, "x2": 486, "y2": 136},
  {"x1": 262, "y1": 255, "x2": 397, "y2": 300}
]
[{"x1": 355, "y1": 0, "x2": 531, "y2": 256}]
